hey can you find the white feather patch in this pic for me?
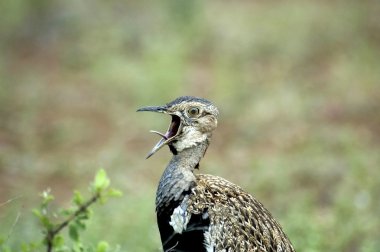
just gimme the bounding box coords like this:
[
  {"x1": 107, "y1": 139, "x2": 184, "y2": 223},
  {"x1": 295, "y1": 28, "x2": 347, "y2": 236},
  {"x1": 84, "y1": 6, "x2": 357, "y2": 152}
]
[
  {"x1": 173, "y1": 127, "x2": 208, "y2": 152},
  {"x1": 204, "y1": 230, "x2": 215, "y2": 252},
  {"x1": 169, "y1": 205, "x2": 191, "y2": 234}
]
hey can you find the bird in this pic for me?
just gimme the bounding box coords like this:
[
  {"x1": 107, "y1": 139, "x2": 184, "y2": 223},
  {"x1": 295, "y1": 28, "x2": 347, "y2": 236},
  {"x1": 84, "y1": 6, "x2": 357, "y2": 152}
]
[{"x1": 137, "y1": 96, "x2": 295, "y2": 252}]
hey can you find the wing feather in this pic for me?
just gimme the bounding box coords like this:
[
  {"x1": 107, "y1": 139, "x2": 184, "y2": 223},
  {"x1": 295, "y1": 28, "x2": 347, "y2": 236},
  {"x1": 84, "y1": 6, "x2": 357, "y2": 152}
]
[{"x1": 185, "y1": 174, "x2": 295, "y2": 252}]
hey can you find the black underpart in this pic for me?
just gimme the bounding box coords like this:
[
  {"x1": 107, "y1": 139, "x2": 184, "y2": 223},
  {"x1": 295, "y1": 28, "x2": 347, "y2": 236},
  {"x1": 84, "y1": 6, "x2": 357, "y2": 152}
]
[{"x1": 157, "y1": 192, "x2": 210, "y2": 252}]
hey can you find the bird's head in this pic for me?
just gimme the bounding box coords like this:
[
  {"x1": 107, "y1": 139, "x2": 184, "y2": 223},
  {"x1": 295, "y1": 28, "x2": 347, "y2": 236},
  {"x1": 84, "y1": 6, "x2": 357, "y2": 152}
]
[{"x1": 137, "y1": 96, "x2": 219, "y2": 158}]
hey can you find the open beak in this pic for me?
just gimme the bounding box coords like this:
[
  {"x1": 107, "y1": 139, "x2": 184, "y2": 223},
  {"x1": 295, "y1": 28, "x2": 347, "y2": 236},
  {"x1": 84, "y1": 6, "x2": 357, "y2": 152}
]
[{"x1": 137, "y1": 105, "x2": 182, "y2": 159}]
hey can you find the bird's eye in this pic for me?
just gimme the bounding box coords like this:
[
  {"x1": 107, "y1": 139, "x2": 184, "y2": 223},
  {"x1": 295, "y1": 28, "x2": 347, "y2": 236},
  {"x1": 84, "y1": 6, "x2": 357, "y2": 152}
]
[{"x1": 187, "y1": 107, "x2": 200, "y2": 117}]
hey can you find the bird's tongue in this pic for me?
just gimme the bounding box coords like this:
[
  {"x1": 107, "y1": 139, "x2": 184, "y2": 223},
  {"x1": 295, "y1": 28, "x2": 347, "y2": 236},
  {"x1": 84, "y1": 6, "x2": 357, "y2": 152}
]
[
  {"x1": 150, "y1": 130, "x2": 168, "y2": 140},
  {"x1": 146, "y1": 115, "x2": 181, "y2": 159},
  {"x1": 149, "y1": 118, "x2": 179, "y2": 140}
]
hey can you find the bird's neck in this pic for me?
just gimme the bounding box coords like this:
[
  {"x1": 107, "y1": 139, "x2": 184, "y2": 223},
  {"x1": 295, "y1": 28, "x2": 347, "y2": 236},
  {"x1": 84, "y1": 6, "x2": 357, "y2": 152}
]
[{"x1": 156, "y1": 140, "x2": 209, "y2": 210}]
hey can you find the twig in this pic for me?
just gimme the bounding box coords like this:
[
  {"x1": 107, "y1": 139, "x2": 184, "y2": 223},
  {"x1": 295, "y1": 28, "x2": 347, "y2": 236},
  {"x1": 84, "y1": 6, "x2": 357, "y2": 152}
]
[
  {"x1": 0, "y1": 195, "x2": 23, "y2": 245},
  {"x1": 6, "y1": 211, "x2": 21, "y2": 243},
  {"x1": 0, "y1": 195, "x2": 23, "y2": 208},
  {"x1": 46, "y1": 192, "x2": 101, "y2": 252}
]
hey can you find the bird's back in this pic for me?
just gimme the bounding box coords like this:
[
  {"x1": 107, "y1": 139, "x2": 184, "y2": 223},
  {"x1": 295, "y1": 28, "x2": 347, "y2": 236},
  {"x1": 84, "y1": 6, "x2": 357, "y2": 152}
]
[{"x1": 185, "y1": 174, "x2": 295, "y2": 252}]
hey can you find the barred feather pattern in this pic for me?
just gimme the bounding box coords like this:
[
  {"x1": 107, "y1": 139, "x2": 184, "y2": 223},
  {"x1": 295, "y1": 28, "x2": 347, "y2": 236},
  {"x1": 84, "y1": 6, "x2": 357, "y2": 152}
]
[{"x1": 186, "y1": 174, "x2": 295, "y2": 252}]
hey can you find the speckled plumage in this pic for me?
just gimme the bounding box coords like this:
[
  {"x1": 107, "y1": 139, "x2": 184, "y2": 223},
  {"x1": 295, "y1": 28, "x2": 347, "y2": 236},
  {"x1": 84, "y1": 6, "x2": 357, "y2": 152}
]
[
  {"x1": 187, "y1": 174, "x2": 295, "y2": 252},
  {"x1": 138, "y1": 96, "x2": 295, "y2": 252}
]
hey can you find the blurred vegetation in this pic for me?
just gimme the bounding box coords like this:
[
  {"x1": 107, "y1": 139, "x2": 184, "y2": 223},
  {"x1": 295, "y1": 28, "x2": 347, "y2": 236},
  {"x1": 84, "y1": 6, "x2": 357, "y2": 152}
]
[
  {"x1": 5, "y1": 169, "x2": 122, "y2": 252},
  {"x1": 0, "y1": 0, "x2": 379, "y2": 251}
]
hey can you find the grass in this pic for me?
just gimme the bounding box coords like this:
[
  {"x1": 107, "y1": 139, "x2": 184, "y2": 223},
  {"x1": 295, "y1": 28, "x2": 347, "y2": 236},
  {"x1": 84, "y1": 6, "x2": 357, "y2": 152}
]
[{"x1": 1, "y1": 0, "x2": 379, "y2": 251}]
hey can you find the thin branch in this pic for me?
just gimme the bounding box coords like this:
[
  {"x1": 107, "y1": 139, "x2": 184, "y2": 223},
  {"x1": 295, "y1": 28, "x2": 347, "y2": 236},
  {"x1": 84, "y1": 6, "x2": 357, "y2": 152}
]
[
  {"x1": 46, "y1": 192, "x2": 101, "y2": 252},
  {"x1": 6, "y1": 211, "x2": 21, "y2": 243},
  {"x1": 0, "y1": 195, "x2": 23, "y2": 208},
  {"x1": 0, "y1": 195, "x2": 23, "y2": 245}
]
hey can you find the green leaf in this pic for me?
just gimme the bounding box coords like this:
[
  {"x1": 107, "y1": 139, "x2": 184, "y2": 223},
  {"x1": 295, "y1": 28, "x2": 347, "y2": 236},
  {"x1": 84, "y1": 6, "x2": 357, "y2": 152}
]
[
  {"x1": 93, "y1": 169, "x2": 110, "y2": 192},
  {"x1": 75, "y1": 219, "x2": 86, "y2": 230},
  {"x1": 33, "y1": 208, "x2": 52, "y2": 228},
  {"x1": 69, "y1": 224, "x2": 79, "y2": 242},
  {"x1": 73, "y1": 190, "x2": 84, "y2": 206},
  {"x1": 21, "y1": 242, "x2": 42, "y2": 252},
  {"x1": 32, "y1": 208, "x2": 42, "y2": 219},
  {"x1": 72, "y1": 242, "x2": 84, "y2": 252},
  {"x1": 96, "y1": 241, "x2": 109, "y2": 252},
  {"x1": 107, "y1": 188, "x2": 123, "y2": 198},
  {"x1": 60, "y1": 208, "x2": 74, "y2": 216},
  {"x1": 52, "y1": 235, "x2": 64, "y2": 248}
]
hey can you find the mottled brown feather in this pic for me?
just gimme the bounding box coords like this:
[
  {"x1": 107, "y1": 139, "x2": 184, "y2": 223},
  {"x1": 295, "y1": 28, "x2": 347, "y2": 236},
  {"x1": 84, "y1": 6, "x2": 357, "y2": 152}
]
[{"x1": 186, "y1": 174, "x2": 295, "y2": 252}]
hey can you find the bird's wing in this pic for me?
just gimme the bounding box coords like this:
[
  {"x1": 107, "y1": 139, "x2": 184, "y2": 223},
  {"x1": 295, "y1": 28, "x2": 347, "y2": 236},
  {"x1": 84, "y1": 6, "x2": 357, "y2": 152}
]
[{"x1": 184, "y1": 174, "x2": 296, "y2": 252}]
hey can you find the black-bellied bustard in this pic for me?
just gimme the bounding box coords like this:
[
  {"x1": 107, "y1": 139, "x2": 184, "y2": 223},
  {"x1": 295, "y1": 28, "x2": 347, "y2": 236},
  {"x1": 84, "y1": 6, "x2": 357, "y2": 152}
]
[{"x1": 138, "y1": 96, "x2": 295, "y2": 252}]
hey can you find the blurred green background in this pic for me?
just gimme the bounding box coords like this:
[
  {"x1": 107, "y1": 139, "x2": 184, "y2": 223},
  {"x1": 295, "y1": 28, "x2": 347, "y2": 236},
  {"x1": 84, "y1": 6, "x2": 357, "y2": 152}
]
[{"x1": 1, "y1": 0, "x2": 380, "y2": 251}]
